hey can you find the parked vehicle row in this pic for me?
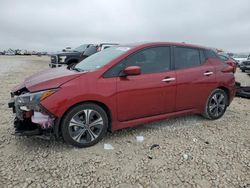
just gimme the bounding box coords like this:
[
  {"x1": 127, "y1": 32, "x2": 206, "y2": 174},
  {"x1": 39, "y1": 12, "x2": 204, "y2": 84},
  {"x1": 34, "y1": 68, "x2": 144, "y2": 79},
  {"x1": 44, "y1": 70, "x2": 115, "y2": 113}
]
[
  {"x1": 8, "y1": 42, "x2": 236, "y2": 148},
  {"x1": 233, "y1": 54, "x2": 250, "y2": 66},
  {"x1": 0, "y1": 49, "x2": 47, "y2": 56},
  {"x1": 49, "y1": 43, "x2": 118, "y2": 68},
  {"x1": 239, "y1": 60, "x2": 250, "y2": 72}
]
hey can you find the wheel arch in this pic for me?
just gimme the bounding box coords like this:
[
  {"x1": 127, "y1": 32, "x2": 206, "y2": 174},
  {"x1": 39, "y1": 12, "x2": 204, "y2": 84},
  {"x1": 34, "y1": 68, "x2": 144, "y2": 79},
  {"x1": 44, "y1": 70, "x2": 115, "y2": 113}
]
[
  {"x1": 66, "y1": 58, "x2": 79, "y2": 65},
  {"x1": 217, "y1": 86, "x2": 230, "y2": 105},
  {"x1": 54, "y1": 100, "x2": 112, "y2": 138}
]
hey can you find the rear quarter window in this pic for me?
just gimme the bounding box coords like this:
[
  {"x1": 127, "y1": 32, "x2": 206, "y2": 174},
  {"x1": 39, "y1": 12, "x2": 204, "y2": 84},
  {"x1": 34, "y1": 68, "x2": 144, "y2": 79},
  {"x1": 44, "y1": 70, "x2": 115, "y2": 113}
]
[
  {"x1": 205, "y1": 49, "x2": 220, "y2": 59},
  {"x1": 219, "y1": 55, "x2": 229, "y2": 61}
]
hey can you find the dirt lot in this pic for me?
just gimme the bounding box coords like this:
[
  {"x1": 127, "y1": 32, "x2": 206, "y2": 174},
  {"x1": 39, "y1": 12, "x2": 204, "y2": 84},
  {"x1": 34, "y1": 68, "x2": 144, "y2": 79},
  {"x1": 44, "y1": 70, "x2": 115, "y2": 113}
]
[{"x1": 0, "y1": 56, "x2": 249, "y2": 188}]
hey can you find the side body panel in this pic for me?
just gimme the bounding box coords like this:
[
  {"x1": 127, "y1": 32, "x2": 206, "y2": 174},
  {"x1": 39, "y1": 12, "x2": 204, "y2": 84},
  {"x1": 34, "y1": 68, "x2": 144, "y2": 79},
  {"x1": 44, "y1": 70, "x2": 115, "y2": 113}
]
[
  {"x1": 175, "y1": 61, "x2": 216, "y2": 111},
  {"x1": 116, "y1": 71, "x2": 176, "y2": 122}
]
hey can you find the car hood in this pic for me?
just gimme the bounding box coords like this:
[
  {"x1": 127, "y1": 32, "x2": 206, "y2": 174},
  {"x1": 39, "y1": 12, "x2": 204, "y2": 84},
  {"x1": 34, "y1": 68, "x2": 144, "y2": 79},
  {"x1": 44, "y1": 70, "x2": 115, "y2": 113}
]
[{"x1": 12, "y1": 67, "x2": 85, "y2": 93}]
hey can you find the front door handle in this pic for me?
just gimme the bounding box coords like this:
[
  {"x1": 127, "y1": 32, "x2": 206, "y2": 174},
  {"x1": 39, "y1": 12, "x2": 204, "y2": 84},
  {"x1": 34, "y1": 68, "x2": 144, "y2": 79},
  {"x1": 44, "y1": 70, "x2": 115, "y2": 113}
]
[
  {"x1": 162, "y1": 77, "x2": 176, "y2": 82},
  {"x1": 204, "y1": 71, "x2": 214, "y2": 76}
]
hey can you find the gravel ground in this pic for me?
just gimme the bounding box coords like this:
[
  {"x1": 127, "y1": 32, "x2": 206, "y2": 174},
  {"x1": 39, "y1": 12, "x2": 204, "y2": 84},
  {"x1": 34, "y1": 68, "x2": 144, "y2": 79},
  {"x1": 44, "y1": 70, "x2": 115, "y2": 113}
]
[{"x1": 0, "y1": 56, "x2": 249, "y2": 188}]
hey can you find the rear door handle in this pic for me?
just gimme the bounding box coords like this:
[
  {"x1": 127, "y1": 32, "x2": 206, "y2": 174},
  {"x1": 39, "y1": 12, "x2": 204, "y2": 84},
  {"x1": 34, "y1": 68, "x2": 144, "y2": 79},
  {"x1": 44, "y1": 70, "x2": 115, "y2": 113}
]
[
  {"x1": 203, "y1": 71, "x2": 214, "y2": 76},
  {"x1": 162, "y1": 77, "x2": 176, "y2": 82}
]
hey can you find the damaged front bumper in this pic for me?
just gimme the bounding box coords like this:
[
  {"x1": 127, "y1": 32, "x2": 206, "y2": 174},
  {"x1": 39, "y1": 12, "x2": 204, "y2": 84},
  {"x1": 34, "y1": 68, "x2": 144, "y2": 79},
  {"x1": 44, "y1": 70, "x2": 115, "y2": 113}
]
[{"x1": 8, "y1": 90, "x2": 59, "y2": 138}]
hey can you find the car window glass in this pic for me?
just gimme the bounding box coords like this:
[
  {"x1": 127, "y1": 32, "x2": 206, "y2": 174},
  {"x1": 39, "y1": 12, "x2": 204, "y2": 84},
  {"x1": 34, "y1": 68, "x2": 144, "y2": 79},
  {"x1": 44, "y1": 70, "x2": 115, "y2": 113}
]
[
  {"x1": 125, "y1": 46, "x2": 171, "y2": 74},
  {"x1": 103, "y1": 59, "x2": 126, "y2": 78},
  {"x1": 219, "y1": 55, "x2": 229, "y2": 61},
  {"x1": 73, "y1": 44, "x2": 89, "y2": 52},
  {"x1": 174, "y1": 47, "x2": 201, "y2": 69},
  {"x1": 205, "y1": 49, "x2": 219, "y2": 59},
  {"x1": 83, "y1": 46, "x2": 97, "y2": 56}
]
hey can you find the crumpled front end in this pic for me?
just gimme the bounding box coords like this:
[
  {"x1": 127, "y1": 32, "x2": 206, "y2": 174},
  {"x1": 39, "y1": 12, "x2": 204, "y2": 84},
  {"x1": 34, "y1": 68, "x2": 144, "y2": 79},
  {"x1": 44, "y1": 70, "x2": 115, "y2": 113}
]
[{"x1": 8, "y1": 87, "x2": 58, "y2": 137}]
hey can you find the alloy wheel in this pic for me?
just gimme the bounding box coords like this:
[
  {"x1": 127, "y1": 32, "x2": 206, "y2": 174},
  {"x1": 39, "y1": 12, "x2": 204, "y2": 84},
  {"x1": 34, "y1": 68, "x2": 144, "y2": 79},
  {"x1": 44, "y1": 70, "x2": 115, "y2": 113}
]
[
  {"x1": 68, "y1": 109, "x2": 104, "y2": 144},
  {"x1": 208, "y1": 93, "x2": 226, "y2": 117}
]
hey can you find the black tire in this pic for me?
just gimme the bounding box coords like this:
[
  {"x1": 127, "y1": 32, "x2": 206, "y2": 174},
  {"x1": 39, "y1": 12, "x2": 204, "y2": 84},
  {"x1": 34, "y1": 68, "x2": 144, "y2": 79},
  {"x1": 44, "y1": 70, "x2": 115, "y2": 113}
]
[
  {"x1": 67, "y1": 62, "x2": 77, "y2": 69},
  {"x1": 61, "y1": 103, "x2": 108, "y2": 148},
  {"x1": 203, "y1": 89, "x2": 228, "y2": 120},
  {"x1": 242, "y1": 69, "x2": 245, "y2": 72}
]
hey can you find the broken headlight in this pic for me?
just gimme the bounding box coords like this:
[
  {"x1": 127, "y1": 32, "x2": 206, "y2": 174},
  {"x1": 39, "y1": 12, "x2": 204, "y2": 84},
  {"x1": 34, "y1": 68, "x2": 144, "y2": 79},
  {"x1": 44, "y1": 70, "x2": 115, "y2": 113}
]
[
  {"x1": 16, "y1": 88, "x2": 58, "y2": 103},
  {"x1": 15, "y1": 89, "x2": 59, "y2": 112}
]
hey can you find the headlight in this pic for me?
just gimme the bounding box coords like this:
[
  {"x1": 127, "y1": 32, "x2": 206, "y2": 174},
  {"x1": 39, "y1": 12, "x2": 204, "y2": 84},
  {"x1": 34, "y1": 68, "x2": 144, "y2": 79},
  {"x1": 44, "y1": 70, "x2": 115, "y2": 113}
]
[
  {"x1": 16, "y1": 89, "x2": 59, "y2": 105},
  {"x1": 59, "y1": 56, "x2": 67, "y2": 63},
  {"x1": 14, "y1": 89, "x2": 59, "y2": 120}
]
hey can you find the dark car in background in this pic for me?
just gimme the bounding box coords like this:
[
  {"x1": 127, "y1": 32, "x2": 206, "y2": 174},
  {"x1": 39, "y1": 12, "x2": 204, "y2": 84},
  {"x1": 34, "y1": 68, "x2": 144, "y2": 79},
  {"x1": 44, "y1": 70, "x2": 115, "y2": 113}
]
[
  {"x1": 239, "y1": 60, "x2": 250, "y2": 72},
  {"x1": 233, "y1": 54, "x2": 249, "y2": 66},
  {"x1": 49, "y1": 43, "x2": 118, "y2": 68},
  {"x1": 81, "y1": 43, "x2": 118, "y2": 59},
  {"x1": 49, "y1": 44, "x2": 92, "y2": 68}
]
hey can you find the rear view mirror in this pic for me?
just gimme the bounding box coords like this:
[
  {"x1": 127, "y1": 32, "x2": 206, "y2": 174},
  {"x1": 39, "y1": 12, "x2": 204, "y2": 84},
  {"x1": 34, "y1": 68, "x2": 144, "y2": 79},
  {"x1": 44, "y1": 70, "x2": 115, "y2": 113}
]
[{"x1": 122, "y1": 66, "x2": 141, "y2": 76}]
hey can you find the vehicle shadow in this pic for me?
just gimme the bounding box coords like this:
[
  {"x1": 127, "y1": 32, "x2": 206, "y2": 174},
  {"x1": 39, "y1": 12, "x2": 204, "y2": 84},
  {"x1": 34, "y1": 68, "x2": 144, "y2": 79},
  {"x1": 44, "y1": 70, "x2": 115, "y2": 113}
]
[{"x1": 15, "y1": 114, "x2": 208, "y2": 150}]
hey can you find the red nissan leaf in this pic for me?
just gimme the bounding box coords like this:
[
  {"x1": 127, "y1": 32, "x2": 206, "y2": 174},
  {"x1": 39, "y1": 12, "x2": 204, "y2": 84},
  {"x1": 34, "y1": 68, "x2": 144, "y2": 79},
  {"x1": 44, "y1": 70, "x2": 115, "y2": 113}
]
[{"x1": 8, "y1": 42, "x2": 236, "y2": 147}]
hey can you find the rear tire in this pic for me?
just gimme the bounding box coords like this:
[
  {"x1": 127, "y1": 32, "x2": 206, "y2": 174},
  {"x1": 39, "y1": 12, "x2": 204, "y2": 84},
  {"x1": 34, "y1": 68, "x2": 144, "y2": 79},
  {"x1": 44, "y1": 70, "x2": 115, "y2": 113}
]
[
  {"x1": 203, "y1": 89, "x2": 228, "y2": 120},
  {"x1": 61, "y1": 103, "x2": 108, "y2": 148}
]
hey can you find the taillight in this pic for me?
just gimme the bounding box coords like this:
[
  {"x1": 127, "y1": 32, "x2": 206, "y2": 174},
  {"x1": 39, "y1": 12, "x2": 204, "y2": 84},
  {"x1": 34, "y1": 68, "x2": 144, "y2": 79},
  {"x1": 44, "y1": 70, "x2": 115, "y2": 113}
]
[
  {"x1": 226, "y1": 62, "x2": 236, "y2": 73},
  {"x1": 222, "y1": 65, "x2": 234, "y2": 73}
]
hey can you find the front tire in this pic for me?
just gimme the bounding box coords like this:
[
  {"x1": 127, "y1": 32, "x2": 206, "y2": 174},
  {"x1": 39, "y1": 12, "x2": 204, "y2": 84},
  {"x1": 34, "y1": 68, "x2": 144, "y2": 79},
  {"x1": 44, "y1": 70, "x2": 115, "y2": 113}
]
[
  {"x1": 203, "y1": 89, "x2": 228, "y2": 120},
  {"x1": 67, "y1": 62, "x2": 77, "y2": 69},
  {"x1": 61, "y1": 103, "x2": 108, "y2": 148}
]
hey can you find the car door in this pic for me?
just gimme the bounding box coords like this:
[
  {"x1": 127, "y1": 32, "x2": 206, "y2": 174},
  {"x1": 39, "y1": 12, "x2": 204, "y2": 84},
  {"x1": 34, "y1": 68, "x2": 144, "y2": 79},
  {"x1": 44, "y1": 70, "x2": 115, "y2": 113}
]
[
  {"x1": 115, "y1": 46, "x2": 176, "y2": 122},
  {"x1": 173, "y1": 46, "x2": 216, "y2": 111}
]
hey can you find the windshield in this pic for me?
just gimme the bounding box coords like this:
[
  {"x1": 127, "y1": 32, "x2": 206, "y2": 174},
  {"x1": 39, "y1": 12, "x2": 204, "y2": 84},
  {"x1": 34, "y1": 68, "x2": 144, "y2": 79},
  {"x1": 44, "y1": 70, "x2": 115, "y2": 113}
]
[
  {"x1": 73, "y1": 44, "x2": 89, "y2": 52},
  {"x1": 234, "y1": 54, "x2": 248, "y2": 58},
  {"x1": 75, "y1": 46, "x2": 131, "y2": 71}
]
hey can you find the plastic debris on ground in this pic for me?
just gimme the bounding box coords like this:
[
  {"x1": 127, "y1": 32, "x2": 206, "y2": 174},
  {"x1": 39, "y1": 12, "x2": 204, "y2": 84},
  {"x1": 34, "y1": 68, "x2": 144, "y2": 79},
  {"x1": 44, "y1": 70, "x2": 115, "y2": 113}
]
[
  {"x1": 104, "y1": 144, "x2": 114, "y2": 150},
  {"x1": 183, "y1": 154, "x2": 189, "y2": 160},
  {"x1": 136, "y1": 136, "x2": 144, "y2": 142},
  {"x1": 150, "y1": 144, "x2": 160, "y2": 150}
]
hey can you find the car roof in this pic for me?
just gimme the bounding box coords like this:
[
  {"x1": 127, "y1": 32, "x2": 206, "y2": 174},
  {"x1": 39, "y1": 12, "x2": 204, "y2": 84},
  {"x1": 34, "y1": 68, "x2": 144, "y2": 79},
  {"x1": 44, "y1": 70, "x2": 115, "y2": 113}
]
[{"x1": 119, "y1": 42, "x2": 210, "y2": 50}]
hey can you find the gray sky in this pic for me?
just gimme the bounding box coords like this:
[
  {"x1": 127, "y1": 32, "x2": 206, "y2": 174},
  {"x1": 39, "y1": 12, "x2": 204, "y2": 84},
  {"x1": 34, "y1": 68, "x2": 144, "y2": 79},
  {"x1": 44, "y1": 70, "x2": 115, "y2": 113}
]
[{"x1": 0, "y1": 0, "x2": 250, "y2": 52}]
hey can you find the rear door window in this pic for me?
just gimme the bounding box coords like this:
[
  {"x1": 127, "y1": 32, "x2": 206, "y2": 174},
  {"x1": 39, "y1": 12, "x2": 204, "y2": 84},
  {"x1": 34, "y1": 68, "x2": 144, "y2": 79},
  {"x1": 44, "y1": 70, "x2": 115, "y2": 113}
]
[{"x1": 174, "y1": 47, "x2": 201, "y2": 69}]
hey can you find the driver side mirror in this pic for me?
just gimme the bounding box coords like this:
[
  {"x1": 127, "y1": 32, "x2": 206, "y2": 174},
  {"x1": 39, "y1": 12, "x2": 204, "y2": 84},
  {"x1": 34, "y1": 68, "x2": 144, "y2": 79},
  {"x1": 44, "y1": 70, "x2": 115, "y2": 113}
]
[{"x1": 122, "y1": 66, "x2": 141, "y2": 76}]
